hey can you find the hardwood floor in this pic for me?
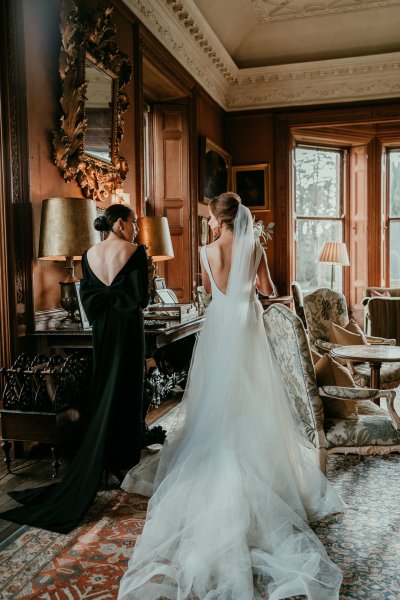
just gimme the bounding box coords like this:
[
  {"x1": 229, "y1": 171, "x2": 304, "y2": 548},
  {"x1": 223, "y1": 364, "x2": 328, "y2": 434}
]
[{"x1": 0, "y1": 396, "x2": 181, "y2": 545}]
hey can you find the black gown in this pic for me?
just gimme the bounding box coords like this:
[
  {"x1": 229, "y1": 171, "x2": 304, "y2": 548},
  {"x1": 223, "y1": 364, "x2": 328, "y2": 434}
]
[{"x1": 0, "y1": 245, "x2": 149, "y2": 533}]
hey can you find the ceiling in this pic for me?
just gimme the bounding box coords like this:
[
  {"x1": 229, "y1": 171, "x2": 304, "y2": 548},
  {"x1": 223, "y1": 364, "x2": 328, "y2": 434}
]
[
  {"x1": 123, "y1": 0, "x2": 400, "y2": 110},
  {"x1": 195, "y1": 0, "x2": 400, "y2": 68}
]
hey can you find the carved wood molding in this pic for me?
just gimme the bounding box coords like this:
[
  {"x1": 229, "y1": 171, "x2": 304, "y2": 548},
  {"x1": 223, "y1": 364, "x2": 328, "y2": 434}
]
[
  {"x1": 0, "y1": 0, "x2": 33, "y2": 371},
  {"x1": 53, "y1": 0, "x2": 133, "y2": 201}
]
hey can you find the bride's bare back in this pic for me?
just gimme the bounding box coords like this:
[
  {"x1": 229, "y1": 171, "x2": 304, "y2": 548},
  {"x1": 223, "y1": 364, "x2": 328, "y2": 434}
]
[
  {"x1": 201, "y1": 231, "x2": 276, "y2": 297},
  {"x1": 203, "y1": 235, "x2": 233, "y2": 294}
]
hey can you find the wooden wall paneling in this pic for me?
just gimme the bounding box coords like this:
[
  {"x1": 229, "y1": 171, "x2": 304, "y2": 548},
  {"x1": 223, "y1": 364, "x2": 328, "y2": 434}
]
[
  {"x1": 134, "y1": 22, "x2": 144, "y2": 216},
  {"x1": 367, "y1": 137, "x2": 384, "y2": 286},
  {"x1": 153, "y1": 103, "x2": 191, "y2": 302},
  {"x1": 225, "y1": 112, "x2": 276, "y2": 282},
  {"x1": 274, "y1": 116, "x2": 292, "y2": 294},
  {"x1": 189, "y1": 92, "x2": 199, "y2": 292},
  {"x1": 349, "y1": 146, "x2": 368, "y2": 313},
  {"x1": 0, "y1": 0, "x2": 33, "y2": 372}
]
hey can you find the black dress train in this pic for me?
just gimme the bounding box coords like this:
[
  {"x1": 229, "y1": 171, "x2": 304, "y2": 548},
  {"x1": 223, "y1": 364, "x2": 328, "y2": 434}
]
[{"x1": 0, "y1": 245, "x2": 149, "y2": 533}]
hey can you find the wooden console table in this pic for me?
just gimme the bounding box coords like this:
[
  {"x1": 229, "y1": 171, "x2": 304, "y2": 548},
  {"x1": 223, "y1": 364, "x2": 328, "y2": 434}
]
[{"x1": 30, "y1": 316, "x2": 205, "y2": 408}]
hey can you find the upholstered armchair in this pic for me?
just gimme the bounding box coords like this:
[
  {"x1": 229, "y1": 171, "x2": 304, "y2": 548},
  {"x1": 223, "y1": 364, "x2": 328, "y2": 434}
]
[
  {"x1": 303, "y1": 287, "x2": 400, "y2": 389},
  {"x1": 263, "y1": 304, "x2": 400, "y2": 473},
  {"x1": 362, "y1": 287, "x2": 400, "y2": 344},
  {"x1": 291, "y1": 281, "x2": 307, "y2": 329}
]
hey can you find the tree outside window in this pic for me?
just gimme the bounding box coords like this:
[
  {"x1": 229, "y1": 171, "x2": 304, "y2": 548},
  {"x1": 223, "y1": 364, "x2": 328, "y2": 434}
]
[{"x1": 294, "y1": 146, "x2": 345, "y2": 293}]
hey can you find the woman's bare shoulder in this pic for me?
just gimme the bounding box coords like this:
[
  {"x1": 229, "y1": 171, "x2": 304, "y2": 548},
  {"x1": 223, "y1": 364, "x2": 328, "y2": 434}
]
[
  {"x1": 205, "y1": 239, "x2": 221, "y2": 253},
  {"x1": 88, "y1": 240, "x2": 138, "y2": 260}
]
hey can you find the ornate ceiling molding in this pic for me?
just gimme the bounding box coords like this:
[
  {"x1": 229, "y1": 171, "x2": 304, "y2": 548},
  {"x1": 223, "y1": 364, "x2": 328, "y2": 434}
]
[
  {"x1": 123, "y1": 0, "x2": 400, "y2": 111},
  {"x1": 249, "y1": 0, "x2": 400, "y2": 23}
]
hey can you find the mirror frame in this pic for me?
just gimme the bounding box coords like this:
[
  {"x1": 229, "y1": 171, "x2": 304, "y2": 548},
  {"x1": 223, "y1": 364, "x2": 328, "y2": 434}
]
[{"x1": 53, "y1": 0, "x2": 133, "y2": 201}]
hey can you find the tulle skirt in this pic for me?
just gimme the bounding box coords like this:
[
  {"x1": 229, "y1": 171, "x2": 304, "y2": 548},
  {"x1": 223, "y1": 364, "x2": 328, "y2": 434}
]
[{"x1": 118, "y1": 299, "x2": 344, "y2": 600}]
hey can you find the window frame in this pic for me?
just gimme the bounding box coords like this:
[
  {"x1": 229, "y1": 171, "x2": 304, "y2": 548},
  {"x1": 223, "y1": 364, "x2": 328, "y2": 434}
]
[
  {"x1": 293, "y1": 143, "x2": 348, "y2": 295},
  {"x1": 385, "y1": 147, "x2": 400, "y2": 287}
]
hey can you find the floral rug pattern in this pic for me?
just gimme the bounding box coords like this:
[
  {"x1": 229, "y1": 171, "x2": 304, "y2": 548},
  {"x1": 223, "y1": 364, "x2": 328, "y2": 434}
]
[{"x1": 0, "y1": 454, "x2": 400, "y2": 599}]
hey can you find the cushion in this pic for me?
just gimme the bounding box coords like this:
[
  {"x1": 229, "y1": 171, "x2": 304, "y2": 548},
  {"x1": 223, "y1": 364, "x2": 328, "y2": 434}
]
[
  {"x1": 329, "y1": 321, "x2": 368, "y2": 346},
  {"x1": 314, "y1": 355, "x2": 358, "y2": 418},
  {"x1": 345, "y1": 319, "x2": 366, "y2": 337},
  {"x1": 371, "y1": 289, "x2": 391, "y2": 297},
  {"x1": 311, "y1": 350, "x2": 322, "y2": 366}
]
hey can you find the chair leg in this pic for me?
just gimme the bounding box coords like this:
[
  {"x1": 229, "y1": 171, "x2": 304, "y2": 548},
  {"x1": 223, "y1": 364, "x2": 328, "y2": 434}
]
[{"x1": 317, "y1": 448, "x2": 327, "y2": 474}]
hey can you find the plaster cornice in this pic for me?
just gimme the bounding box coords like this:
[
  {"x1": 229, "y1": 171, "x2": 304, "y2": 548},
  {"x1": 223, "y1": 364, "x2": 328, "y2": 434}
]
[{"x1": 123, "y1": 0, "x2": 400, "y2": 110}]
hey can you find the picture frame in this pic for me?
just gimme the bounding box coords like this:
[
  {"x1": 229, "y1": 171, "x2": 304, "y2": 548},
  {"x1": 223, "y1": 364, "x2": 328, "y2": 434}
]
[
  {"x1": 198, "y1": 216, "x2": 209, "y2": 246},
  {"x1": 155, "y1": 288, "x2": 178, "y2": 304},
  {"x1": 199, "y1": 136, "x2": 231, "y2": 203},
  {"x1": 231, "y1": 163, "x2": 270, "y2": 211},
  {"x1": 154, "y1": 277, "x2": 166, "y2": 290},
  {"x1": 74, "y1": 282, "x2": 91, "y2": 330}
]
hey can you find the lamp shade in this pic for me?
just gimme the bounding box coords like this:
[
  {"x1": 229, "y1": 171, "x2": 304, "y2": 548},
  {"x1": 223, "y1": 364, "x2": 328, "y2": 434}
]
[
  {"x1": 137, "y1": 216, "x2": 174, "y2": 261},
  {"x1": 38, "y1": 197, "x2": 100, "y2": 260},
  {"x1": 317, "y1": 241, "x2": 350, "y2": 266}
]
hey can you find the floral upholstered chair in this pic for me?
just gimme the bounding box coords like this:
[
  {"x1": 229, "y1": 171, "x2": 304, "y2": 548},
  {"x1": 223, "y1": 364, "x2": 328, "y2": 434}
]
[
  {"x1": 263, "y1": 304, "x2": 400, "y2": 473},
  {"x1": 291, "y1": 281, "x2": 307, "y2": 330},
  {"x1": 303, "y1": 287, "x2": 400, "y2": 389}
]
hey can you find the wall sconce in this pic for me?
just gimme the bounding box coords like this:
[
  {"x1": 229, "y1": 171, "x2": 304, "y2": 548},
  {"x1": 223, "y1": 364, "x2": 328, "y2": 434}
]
[
  {"x1": 136, "y1": 216, "x2": 174, "y2": 303},
  {"x1": 318, "y1": 241, "x2": 350, "y2": 289},
  {"x1": 111, "y1": 188, "x2": 130, "y2": 204},
  {"x1": 38, "y1": 197, "x2": 100, "y2": 326}
]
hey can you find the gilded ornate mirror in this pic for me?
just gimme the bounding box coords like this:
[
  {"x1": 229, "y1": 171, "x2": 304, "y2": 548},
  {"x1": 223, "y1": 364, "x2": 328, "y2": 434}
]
[{"x1": 53, "y1": 0, "x2": 132, "y2": 201}]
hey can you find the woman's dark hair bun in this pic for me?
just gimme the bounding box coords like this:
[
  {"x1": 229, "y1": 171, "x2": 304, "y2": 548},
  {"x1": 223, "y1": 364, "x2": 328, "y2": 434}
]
[{"x1": 93, "y1": 215, "x2": 111, "y2": 232}]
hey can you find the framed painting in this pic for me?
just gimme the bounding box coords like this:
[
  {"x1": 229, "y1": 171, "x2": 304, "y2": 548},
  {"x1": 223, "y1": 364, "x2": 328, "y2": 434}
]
[
  {"x1": 199, "y1": 137, "x2": 231, "y2": 203},
  {"x1": 232, "y1": 163, "x2": 270, "y2": 211}
]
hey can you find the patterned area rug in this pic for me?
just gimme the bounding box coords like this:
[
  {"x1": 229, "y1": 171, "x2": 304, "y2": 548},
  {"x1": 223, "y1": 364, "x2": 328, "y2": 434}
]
[{"x1": 1, "y1": 452, "x2": 400, "y2": 599}]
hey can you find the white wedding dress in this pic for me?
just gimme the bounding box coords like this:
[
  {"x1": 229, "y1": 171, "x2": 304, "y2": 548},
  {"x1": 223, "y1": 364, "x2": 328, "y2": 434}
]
[{"x1": 118, "y1": 205, "x2": 344, "y2": 600}]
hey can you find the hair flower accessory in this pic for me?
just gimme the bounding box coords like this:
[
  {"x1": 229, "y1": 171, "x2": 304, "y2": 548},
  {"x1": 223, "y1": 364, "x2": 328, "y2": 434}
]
[{"x1": 253, "y1": 219, "x2": 275, "y2": 246}]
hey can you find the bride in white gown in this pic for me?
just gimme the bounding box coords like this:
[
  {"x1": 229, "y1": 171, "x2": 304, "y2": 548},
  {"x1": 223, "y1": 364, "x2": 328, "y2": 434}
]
[{"x1": 118, "y1": 193, "x2": 345, "y2": 600}]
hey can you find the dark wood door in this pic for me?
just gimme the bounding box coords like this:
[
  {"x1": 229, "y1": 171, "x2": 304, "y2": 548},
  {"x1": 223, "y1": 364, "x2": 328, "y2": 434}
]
[{"x1": 153, "y1": 103, "x2": 191, "y2": 302}]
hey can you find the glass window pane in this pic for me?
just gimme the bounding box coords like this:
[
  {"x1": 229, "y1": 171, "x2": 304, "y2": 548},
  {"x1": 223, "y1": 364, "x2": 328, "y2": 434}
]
[
  {"x1": 295, "y1": 147, "x2": 341, "y2": 218},
  {"x1": 389, "y1": 151, "x2": 400, "y2": 217},
  {"x1": 296, "y1": 220, "x2": 343, "y2": 293},
  {"x1": 390, "y1": 220, "x2": 400, "y2": 287}
]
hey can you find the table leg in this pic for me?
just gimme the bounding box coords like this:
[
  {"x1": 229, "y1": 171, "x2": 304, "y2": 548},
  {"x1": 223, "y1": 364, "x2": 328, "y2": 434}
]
[{"x1": 370, "y1": 362, "x2": 382, "y2": 404}]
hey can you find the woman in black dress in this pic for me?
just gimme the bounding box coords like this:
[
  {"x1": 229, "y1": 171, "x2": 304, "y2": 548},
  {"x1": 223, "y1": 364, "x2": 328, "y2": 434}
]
[{"x1": 0, "y1": 204, "x2": 150, "y2": 533}]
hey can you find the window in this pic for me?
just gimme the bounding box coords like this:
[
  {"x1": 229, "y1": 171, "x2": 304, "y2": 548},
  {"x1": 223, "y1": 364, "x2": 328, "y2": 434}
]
[
  {"x1": 294, "y1": 145, "x2": 346, "y2": 293},
  {"x1": 387, "y1": 150, "x2": 400, "y2": 287}
]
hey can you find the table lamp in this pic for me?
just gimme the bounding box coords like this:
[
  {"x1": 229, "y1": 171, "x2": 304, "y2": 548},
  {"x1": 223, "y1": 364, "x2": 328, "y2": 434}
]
[
  {"x1": 317, "y1": 241, "x2": 350, "y2": 289},
  {"x1": 38, "y1": 197, "x2": 100, "y2": 325},
  {"x1": 137, "y1": 216, "x2": 174, "y2": 303}
]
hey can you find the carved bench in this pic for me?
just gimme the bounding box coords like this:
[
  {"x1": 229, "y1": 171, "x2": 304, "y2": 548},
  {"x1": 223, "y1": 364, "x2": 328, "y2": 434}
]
[{"x1": 0, "y1": 352, "x2": 90, "y2": 478}]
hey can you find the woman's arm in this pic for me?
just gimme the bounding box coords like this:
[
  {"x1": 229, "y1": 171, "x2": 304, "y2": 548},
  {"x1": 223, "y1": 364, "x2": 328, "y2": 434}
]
[
  {"x1": 256, "y1": 247, "x2": 277, "y2": 297},
  {"x1": 200, "y1": 252, "x2": 211, "y2": 295}
]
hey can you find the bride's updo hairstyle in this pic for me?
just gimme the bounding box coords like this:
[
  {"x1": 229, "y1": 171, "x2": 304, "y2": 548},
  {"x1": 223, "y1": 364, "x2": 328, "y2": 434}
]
[
  {"x1": 93, "y1": 204, "x2": 133, "y2": 232},
  {"x1": 210, "y1": 192, "x2": 241, "y2": 231}
]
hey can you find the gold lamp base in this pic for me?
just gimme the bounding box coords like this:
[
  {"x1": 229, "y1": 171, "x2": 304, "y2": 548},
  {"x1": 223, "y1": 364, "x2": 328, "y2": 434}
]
[{"x1": 58, "y1": 256, "x2": 80, "y2": 325}]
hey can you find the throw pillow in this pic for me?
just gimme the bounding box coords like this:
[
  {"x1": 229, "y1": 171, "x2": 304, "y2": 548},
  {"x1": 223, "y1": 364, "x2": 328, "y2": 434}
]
[
  {"x1": 311, "y1": 349, "x2": 322, "y2": 366},
  {"x1": 371, "y1": 289, "x2": 391, "y2": 297},
  {"x1": 314, "y1": 354, "x2": 358, "y2": 418},
  {"x1": 329, "y1": 321, "x2": 368, "y2": 346},
  {"x1": 345, "y1": 319, "x2": 367, "y2": 338}
]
